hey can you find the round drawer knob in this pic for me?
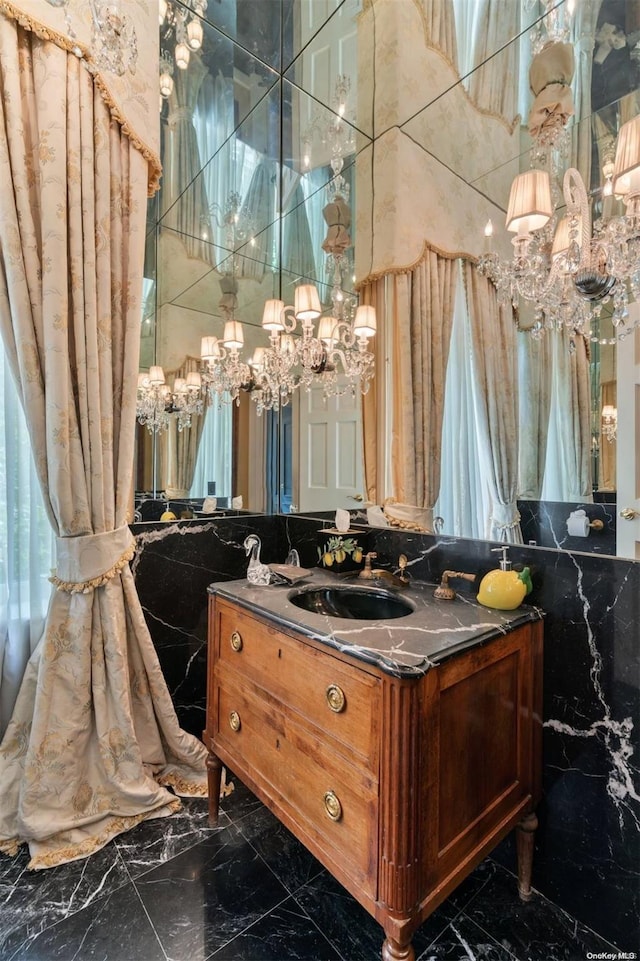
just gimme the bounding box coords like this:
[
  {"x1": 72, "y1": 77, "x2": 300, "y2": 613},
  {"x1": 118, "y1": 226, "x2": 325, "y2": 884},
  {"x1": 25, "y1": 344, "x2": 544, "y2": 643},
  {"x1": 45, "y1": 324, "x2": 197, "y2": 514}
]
[
  {"x1": 230, "y1": 631, "x2": 243, "y2": 652},
  {"x1": 326, "y1": 684, "x2": 346, "y2": 713},
  {"x1": 229, "y1": 711, "x2": 241, "y2": 732},
  {"x1": 323, "y1": 791, "x2": 343, "y2": 822}
]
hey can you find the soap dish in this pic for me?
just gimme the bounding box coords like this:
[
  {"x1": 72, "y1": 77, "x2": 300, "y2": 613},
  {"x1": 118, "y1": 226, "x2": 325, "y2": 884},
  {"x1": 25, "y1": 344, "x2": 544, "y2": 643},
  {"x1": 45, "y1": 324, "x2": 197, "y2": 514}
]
[{"x1": 268, "y1": 564, "x2": 312, "y2": 584}]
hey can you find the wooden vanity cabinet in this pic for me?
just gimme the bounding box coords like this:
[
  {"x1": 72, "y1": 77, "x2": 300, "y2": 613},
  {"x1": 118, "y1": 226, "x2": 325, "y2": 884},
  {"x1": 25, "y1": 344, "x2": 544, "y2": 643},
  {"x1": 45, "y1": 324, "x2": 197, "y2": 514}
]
[{"x1": 204, "y1": 595, "x2": 543, "y2": 961}]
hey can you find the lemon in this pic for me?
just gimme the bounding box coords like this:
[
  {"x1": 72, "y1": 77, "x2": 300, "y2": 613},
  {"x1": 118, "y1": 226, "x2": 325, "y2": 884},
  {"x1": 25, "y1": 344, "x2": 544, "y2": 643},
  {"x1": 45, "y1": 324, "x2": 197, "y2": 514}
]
[
  {"x1": 161, "y1": 510, "x2": 177, "y2": 522},
  {"x1": 323, "y1": 551, "x2": 334, "y2": 566}
]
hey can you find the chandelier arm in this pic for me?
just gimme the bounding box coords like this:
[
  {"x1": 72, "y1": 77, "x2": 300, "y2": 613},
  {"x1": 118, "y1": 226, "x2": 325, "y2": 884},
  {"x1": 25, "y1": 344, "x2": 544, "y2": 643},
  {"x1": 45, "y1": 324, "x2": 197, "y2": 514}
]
[
  {"x1": 281, "y1": 306, "x2": 298, "y2": 333},
  {"x1": 562, "y1": 168, "x2": 592, "y2": 269}
]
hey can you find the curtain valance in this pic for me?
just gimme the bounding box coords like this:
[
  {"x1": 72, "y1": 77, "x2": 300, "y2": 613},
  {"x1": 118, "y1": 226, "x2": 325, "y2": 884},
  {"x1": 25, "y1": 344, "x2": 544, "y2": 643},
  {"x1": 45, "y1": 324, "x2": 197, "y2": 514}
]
[{"x1": 0, "y1": 0, "x2": 160, "y2": 194}]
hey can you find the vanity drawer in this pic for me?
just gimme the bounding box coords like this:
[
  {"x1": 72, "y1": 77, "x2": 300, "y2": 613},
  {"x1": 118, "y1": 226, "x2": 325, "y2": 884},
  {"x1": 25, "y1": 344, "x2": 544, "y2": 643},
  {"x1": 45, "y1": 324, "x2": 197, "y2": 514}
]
[
  {"x1": 213, "y1": 600, "x2": 381, "y2": 767},
  {"x1": 213, "y1": 667, "x2": 378, "y2": 895}
]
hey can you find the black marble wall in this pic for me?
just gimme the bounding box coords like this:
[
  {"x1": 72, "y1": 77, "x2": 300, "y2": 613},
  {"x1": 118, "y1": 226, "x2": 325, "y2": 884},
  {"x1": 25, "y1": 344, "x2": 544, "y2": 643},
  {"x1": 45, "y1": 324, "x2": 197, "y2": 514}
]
[
  {"x1": 130, "y1": 514, "x2": 639, "y2": 954},
  {"x1": 130, "y1": 515, "x2": 283, "y2": 738},
  {"x1": 518, "y1": 499, "x2": 617, "y2": 555}
]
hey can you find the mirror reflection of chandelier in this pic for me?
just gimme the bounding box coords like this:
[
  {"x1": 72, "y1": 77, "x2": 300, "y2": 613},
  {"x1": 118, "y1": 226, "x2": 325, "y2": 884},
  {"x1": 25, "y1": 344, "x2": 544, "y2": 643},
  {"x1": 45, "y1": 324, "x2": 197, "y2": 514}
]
[
  {"x1": 480, "y1": 120, "x2": 640, "y2": 346},
  {"x1": 159, "y1": 0, "x2": 207, "y2": 99},
  {"x1": 199, "y1": 287, "x2": 376, "y2": 415},
  {"x1": 44, "y1": 0, "x2": 138, "y2": 76},
  {"x1": 478, "y1": 9, "x2": 640, "y2": 348},
  {"x1": 137, "y1": 367, "x2": 204, "y2": 434},
  {"x1": 197, "y1": 72, "x2": 375, "y2": 414}
]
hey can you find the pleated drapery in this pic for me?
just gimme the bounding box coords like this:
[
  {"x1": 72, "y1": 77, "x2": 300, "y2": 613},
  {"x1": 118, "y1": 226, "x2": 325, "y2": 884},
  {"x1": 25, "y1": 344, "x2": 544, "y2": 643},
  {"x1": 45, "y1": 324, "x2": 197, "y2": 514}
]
[
  {"x1": 160, "y1": 54, "x2": 214, "y2": 264},
  {"x1": 517, "y1": 331, "x2": 553, "y2": 500},
  {"x1": 160, "y1": 357, "x2": 207, "y2": 499},
  {"x1": 463, "y1": 262, "x2": 523, "y2": 543},
  {"x1": 359, "y1": 277, "x2": 387, "y2": 505},
  {"x1": 0, "y1": 18, "x2": 207, "y2": 870},
  {"x1": 359, "y1": 249, "x2": 456, "y2": 513},
  {"x1": 393, "y1": 252, "x2": 457, "y2": 512}
]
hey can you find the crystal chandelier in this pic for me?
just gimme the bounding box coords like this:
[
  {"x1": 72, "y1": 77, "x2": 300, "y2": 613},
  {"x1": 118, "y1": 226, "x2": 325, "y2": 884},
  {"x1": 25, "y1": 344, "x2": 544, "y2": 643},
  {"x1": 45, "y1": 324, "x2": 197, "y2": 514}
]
[
  {"x1": 198, "y1": 285, "x2": 376, "y2": 415},
  {"x1": 159, "y1": 0, "x2": 207, "y2": 100},
  {"x1": 45, "y1": 0, "x2": 138, "y2": 77},
  {"x1": 137, "y1": 366, "x2": 204, "y2": 434},
  {"x1": 201, "y1": 324, "x2": 252, "y2": 406},
  {"x1": 477, "y1": 0, "x2": 640, "y2": 348},
  {"x1": 479, "y1": 114, "x2": 640, "y2": 347}
]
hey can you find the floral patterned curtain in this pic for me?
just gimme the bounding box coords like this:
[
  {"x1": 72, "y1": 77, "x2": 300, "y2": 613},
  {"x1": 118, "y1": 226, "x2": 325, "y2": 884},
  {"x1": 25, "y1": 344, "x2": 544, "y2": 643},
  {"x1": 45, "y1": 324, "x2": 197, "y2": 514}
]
[{"x1": 0, "y1": 15, "x2": 207, "y2": 870}]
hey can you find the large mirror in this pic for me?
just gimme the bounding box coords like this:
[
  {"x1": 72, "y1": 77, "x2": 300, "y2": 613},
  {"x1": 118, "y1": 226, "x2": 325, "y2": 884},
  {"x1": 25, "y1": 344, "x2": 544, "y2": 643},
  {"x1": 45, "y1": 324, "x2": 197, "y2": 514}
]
[{"x1": 138, "y1": 0, "x2": 639, "y2": 556}]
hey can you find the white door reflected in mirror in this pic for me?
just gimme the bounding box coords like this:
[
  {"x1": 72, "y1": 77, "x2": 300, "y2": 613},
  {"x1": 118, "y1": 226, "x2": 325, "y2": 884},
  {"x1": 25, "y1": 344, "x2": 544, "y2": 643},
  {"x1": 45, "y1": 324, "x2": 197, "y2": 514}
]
[{"x1": 296, "y1": 378, "x2": 364, "y2": 512}]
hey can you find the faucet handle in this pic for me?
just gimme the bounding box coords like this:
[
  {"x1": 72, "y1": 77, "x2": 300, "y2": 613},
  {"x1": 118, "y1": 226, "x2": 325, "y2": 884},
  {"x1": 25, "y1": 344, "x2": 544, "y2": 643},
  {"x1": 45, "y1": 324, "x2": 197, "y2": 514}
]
[{"x1": 359, "y1": 551, "x2": 378, "y2": 578}]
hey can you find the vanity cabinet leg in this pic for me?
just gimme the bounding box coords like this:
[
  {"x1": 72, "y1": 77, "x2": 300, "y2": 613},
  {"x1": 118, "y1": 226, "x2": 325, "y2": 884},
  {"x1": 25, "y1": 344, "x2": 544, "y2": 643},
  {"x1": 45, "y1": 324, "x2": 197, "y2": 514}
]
[
  {"x1": 206, "y1": 750, "x2": 222, "y2": 826},
  {"x1": 381, "y1": 935, "x2": 415, "y2": 961},
  {"x1": 516, "y1": 811, "x2": 538, "y2": 901}
]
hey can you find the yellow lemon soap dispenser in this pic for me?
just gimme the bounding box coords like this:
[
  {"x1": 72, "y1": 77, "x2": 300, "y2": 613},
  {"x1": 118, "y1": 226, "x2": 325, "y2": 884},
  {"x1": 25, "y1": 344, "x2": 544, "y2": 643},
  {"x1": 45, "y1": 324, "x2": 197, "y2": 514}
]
[{"x1": 477, "y1": 546, "x2": 533, "y2": 611}]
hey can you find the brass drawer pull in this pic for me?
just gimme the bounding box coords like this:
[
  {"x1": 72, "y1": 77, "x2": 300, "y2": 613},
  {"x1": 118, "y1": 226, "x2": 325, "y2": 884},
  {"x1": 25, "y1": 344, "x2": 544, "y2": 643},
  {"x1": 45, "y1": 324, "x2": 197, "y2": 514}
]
[
  {"x1": 230, "y1": 631, "x2": 243, "y2": 652},
  {"x1": 323, "y1": 791, "x2": 343, "y2": 822},
  {"x1": 229, "y1": 711, "x2": 241, "y2": 732},
  {"x1": 326, "y1": 684, "x2": 346, "y2": 713}
]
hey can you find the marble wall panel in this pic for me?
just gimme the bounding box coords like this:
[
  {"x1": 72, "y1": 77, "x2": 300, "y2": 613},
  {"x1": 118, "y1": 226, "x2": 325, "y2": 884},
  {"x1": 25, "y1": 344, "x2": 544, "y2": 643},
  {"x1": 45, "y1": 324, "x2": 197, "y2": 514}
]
[
  {"x1": 130, "y1": 515, "x2": 281, "y2": 737},
  {"x1": 518, "y1": 499, "x2": 617, "y2": 555}
]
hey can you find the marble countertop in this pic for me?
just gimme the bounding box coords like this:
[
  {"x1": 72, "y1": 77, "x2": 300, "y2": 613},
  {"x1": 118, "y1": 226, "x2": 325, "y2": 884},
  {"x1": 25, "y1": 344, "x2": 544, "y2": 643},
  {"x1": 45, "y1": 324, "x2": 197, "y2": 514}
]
[{"x1": 208, "y1": 570, "x2": 543, "y2": 678}]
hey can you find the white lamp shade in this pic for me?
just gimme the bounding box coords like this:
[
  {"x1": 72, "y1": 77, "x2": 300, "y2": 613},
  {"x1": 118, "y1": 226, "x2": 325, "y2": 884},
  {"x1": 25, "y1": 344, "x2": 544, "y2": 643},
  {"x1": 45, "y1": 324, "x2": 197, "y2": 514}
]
[
  {"x1": 173, "y1": 377, "x2": 187, "y2": 394},
  {"x1": 294, "y1": 284, "x2": 321, "y2": 321},
  {"x1": 149, "y1": 365, "x2": 165, "y2": 385},
  {"x1": 317, "y1": 316, "x2": 338, "y2": 345},
  {"x1": 175, "y1": 42, "x2": 190, "y2": 69},
  {"x1": 187, "y1": 18, "x2": 203, "y2": 50},
  {"x1": 223, "y1": 320, "x2": 244, "y2": 349},
  {"x1": 186, "y1": 371, "x2": 202, "y2": 389},
  {"x1": 159, "y1": 71, "x2": 174, "y2": 98},
  {"x1": 262, "y1": 299, "x2": 285, "y2": 331},
  {"x1": 506, "y1": 170, "x2": 552, "y2": 234},
  {"x1": 602, "y1": 405, "x2": 617, "y2": 421},
  {"x1": 251, "y1": 347, "x2": 266, "y2": 368},
  {"x1": 353, "y1": 304, "x2": 377, "y2": 338},
  {"x1": 613, "y1": 115, "x2": 640, "y2": 196},
  {"x1": 201, "y1": 336, "x2": 220, "y2": 361}
]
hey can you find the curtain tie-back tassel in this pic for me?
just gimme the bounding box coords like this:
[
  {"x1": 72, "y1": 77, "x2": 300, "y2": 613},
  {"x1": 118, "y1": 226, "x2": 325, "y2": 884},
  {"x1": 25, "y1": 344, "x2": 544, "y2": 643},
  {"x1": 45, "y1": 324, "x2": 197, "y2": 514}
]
[
  {"x1": 50, "y1": 525, "x2": 136, "y2": 594},
  {"x1": 491, "y1": 505, "x2": 521, "y2": 531}
]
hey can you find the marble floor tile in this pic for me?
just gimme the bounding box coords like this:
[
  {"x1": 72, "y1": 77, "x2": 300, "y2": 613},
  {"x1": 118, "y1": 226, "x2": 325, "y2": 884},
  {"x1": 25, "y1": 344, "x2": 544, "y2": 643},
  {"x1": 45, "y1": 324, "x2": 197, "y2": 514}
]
[
  {"x1": 134, "y1": 823, "x2": 291, "y2": 961},
  {"x1": 9, "y1": 880, "x2": 165, "y2": 961},
  {"x1": 0, "y1": 796, "x2": 621, "y2": 961},
  {"x1": 235, "y1": 803, "x2": 325, "y2": 895},
  {"x1": 417, "y1": 914, "x2": 519, "y2": 961},
  {"x1": 0, "y1": 842, "x2": 130, "y2": 959},
  {"x1": 463, "y1": 862, "x2": 621, "y2": 961},
  {"x1": 208, "y1": 897, "x2": 342, "y2": 960},
  {"x1": 114, "y1": 797, "x2": 229, "y2": 879}
]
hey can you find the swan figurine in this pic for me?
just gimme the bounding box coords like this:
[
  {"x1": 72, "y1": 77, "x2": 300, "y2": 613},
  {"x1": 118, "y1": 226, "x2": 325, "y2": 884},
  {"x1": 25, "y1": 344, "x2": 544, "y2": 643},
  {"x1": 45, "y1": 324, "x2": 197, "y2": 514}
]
[{"x1": 244, "y1": 534, "x2": 273, "y2": 586}]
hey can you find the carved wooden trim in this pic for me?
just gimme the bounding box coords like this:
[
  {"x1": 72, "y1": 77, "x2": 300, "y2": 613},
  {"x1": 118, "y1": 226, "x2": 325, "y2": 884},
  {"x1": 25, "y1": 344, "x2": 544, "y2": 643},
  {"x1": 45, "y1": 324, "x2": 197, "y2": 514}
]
[{"x1": 379, "y1": 678, "x2": 421, "y2": 912}]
